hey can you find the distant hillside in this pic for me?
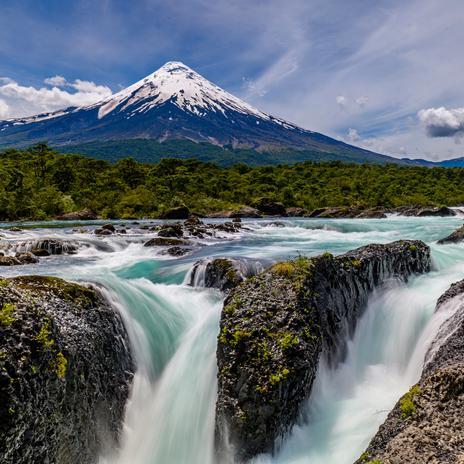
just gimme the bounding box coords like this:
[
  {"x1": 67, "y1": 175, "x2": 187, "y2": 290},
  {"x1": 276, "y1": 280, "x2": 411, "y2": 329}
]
[{"x1": 62, "y1": 139, "x2": 408, "y2": 167}]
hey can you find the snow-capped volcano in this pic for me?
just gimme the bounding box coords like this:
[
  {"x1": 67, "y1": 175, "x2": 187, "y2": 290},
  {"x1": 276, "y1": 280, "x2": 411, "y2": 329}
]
[
  {"x1": 0, "y1": 61, "x2": 392, "y2": 164},
  {"x1": 93, "y1": 61, "x2": 276, "y2": 121}
]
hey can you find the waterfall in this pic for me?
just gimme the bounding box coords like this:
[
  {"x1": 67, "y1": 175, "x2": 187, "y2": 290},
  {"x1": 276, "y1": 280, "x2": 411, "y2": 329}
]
[{"x1": 98, "y1": 278, "x2": 223, "y2": 464}]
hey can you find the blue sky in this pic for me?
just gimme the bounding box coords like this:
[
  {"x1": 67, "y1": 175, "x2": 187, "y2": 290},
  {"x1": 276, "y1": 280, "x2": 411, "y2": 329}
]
[{"x1": 1, "y1": 0, "x2": 464, "y2": 160}]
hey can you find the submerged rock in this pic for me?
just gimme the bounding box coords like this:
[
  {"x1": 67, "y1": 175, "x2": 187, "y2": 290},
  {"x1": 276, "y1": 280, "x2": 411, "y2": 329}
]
[
  {"x1": 356, "y1": 280, "x2": 464, "y2": 464},
  {"x1": 0, "y1": 276, "x2": 133, "y2": 464},
  {"x1": 215, "y1": 240, "x2": 431, "y2": 461},
  {"x1": 437, "y1": 224, "x2": 464, "y2": 244}
]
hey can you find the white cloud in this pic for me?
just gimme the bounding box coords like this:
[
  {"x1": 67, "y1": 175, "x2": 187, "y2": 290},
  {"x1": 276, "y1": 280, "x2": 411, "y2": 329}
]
[
  {"x1": 0, "y1": 77, "x2": 112, "y2": 119},
  {"x1": 418, "y1": 106, "x2": 464, "y2": 138},
  {"x1": 355, "y1": 96, "x2": 368, "y2": 108},
  {"x1": 44, "y1": 75, "x2": 67, "y2": 87},
  {"x1": 346, "y1": 127, "x2": 360, "y2": 142},
  {"x1": 336, "y1": 95, "x2": 369, "y2": 111},
  {"x1": 0, "y1": 99, "x2": 9, "y2": 118},
  {"x1": 336, "y1": 95, "x2": 348, "y2": 108}
]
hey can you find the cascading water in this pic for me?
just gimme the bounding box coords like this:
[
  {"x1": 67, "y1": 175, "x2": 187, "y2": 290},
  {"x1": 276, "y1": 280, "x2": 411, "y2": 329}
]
[{"x1": 1, "y1": 216, "x2": 463, "y2": 464}]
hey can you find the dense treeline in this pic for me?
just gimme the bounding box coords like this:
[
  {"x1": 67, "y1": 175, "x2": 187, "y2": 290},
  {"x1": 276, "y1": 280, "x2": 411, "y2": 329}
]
[{"x1": 1, "y1": 144, "x2": 464, "y2": 220}]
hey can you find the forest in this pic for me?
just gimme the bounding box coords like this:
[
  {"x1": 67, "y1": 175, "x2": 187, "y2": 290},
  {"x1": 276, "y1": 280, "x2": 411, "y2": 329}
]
[{"x1": 1, "y1": 144, "x2": 464, "y2": 220}]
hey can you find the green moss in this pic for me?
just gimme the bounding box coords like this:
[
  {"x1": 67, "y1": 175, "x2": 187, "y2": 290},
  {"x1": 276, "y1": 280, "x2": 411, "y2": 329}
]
[
  {"x1": 351, "y1": 259, "x2": 362, "y2": 268},
  {"x1": 51, "y1": 351, "x2": 67, "y2": 379},
  {"x1": 0, "y1": 279, "x2": 9, "y2": 287},
  {"x1": 272, "y1": 262, "x2": 296, "y2": 277},
  {"x1": 269, "y1": 367, "x2": 290, "y2": 385},
  {"x1": 36, "y1": 320, "x2": 55, "y2": 348},
  {"x1": 0, "y1": 303, "x2": 16, "y2": 326},
  {"x1": 11, "y1": 276, "x2": 98, "y2": 307},
  {"x1": 400, "y1": 384, "x2": 421, "y2": 418},
  {"x1": 276, "y1": 332, "x2": 299, "y2": 350},
  {"x1": 409, "y1": 245, "x2": 417, "y2": 252}
]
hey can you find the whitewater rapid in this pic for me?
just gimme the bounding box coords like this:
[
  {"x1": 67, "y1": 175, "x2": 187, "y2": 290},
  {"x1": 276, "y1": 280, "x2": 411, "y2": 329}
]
[{"x1": 1, "y1": 216, "x2": 463, "y2": 464}]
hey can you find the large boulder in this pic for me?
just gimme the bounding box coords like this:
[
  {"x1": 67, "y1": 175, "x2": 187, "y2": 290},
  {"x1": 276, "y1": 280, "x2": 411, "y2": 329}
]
[
  {"x1": 253, "y1": 198, "x2": 287, "y2": 216},
  {"x1": 437, "y1": 224, "x2": 464, "y2": 244},
  {"x1": 144, "y1": 237, "x2": 191, "y2": 247},
  {"x1": 228, "y1": 207, "x2": 262, "y2": 219},
  {"x1": 0, "y1": 276, "x2": 133, "y2": 464},
  {"x1": 395, "y1": 205, "x2": 456, "y2": 217},
  {"x1": 188, "y1": 257, "x2": 264, "y2": 293},
  {"x1": 215, "y1": 240, "x2": 431, "y2": 461},
  {"x1": 356, "y1": 280, "x2": 464, "y2": 464},
  {"x1": 157, "y1": 223, "x2": 184, "y2": 238},
  {"x1": 57, "y1": 209, "x2": 98, "y2": 220},
  {"x1": 158, "y1": 206, "x2": 190, "y2": 220}
]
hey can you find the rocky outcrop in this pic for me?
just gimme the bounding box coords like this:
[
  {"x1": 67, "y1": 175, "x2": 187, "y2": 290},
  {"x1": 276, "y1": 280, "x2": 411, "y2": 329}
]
[
  {"x1": 144, "y1": 237, "x2": 191, "y2": 247},
  {"x1": 394, "y1": 205, "x2": 456, "y2": 217},
  {"x1": 229, "y1": 207, "x2": 262, "y2": 219},
  {"x1": 0, "y1": 276, "x2": 133, "y2": 464},
  {"x1": 188, "y1": 257, "x2": 264, "y2": 293},
  {"x1": 307, "y1": 206, "x2": 387, "y2": 219},
  {"x1": 1, "y1": 239, "x2": 78, "y2": 257},
  {"x1": 356, "y1": 280, "x2": 464, "y2": 464},
  {"x1": 253, "y1": 198, "x2": 287, "y2": 216},
  {"x1": 158, "y1": 206, "x2": 190, "y2": 219},
  {"x1": 437, "y1": 224, "x2": 464, "y2": 244},
  {"x1": 57, "y1": 209, "x2": 98, "y2": 220},
  {"x1": 0, "y1": 253, "x2": 39, "y2": 266},
  {"x1": 285, "y1": 207, "x2": 309, "y2": 217},
  {"x1": 215, "y1": 240, "x2": 431, "y2": 461}
]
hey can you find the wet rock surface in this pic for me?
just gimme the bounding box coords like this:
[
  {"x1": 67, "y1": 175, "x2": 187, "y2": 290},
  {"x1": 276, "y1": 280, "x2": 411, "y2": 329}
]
[
  {"x1": 356, "y1": 280, "x2": 464, "y2": 464},
  {"x1": 215, "y1": 240, "x2": 431, "y2": 461},
  {"x1": 188, "y1": 257, "x2": 264, "y2": 293},
  {"x1": 437, "y1": 224, "x2": 464, "y2": 244},
  {"x1": 0, "y1": 276, "x2": 133, "y2": 464}
]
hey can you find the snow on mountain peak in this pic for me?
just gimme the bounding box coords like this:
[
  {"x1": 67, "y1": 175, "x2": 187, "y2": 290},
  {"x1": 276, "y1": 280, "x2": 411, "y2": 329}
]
[{"x1": 95, "y1": 61, "x2": 273, "y2": 121}]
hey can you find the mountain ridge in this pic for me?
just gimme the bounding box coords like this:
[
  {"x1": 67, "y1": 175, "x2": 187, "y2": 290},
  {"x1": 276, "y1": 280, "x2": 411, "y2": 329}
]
[{"x1": 0, "y1": 61, "x2": 462, "y2": 167}]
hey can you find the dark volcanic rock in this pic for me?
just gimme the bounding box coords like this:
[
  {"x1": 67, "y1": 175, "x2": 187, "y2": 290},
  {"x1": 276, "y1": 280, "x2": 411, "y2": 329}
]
[
  {"x1": 229, "y1": 207, "x2": 262, "y2": 219},
  {"x1": 161, "y1": 246, "x2": 192, "y2": 257},
  {"x1": 356, "y1": 280, "x2": 464, "y2": 464},
  {"x1": 0, "y1": 276, "x2": 133, "y2": 464},
  {"x1": 307, "y1": 206, "x2": 365, "y2": 218},
  {"x1": 144, "y1": 237, "x2": 191, "y2": 247},
  {"x1": 31, "y1": 248, "x2": 50, "y2": 257},
  {"x1": 189, "y1": 257, "x2": 264, "y2": 293},
  {"x1": 157, "y1": 223, "x2": 184, "y2": 238},
  {"x1": 253, "y1": 198, "x2": 287, "y2": 216},
  {"x1": 0, "y1": 256, "x2": 22, "y2": 266},
  {"x1": 356, "y1": 207, "x2": 387, "y2": 219},
  {"x1": 159, "y1": 206, "x2": 190, "y2": 220},
  {"x1": 57, "y1": 209, "x2": 98, "y2": 220},
  {"x1": 395, "y1": 205, "x2": 456, "y2": 217},
  {"x1": 12, "y1": 239, "x2": 78, "y2": 256},
  {"x1": 285, "y1": 207, "x2": 309, "y2": 217},
  {"x1": 15, "y1": 252, "x2": 39, "y2": 264},
  {"x1": 215, "y1": 240, "x2": 431, "y2": 461},
  {"x1": 437, "y1": 224, "x2": 464, "y2": 244}
]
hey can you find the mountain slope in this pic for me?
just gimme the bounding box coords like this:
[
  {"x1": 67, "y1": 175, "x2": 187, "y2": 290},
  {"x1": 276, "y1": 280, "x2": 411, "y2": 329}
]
[{"x1": 0, "y1": 61, "x2": 403, "y2": 164}]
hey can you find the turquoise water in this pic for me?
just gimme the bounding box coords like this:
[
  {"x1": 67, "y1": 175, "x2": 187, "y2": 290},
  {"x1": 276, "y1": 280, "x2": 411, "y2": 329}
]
[{"x1": 1, "y1": 216, "x2": 464, "y2": 463}]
